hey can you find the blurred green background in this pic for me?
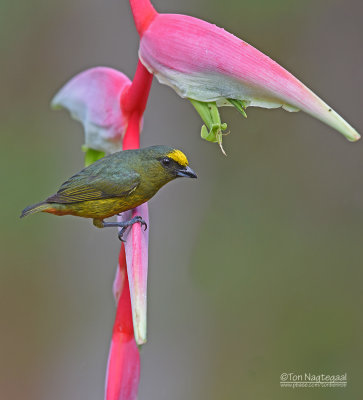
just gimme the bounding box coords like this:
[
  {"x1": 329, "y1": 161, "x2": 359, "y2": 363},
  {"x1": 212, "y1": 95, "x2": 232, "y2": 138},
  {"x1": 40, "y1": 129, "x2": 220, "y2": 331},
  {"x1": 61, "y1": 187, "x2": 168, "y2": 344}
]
[{"x1": 1, "y1": 0, "x2": 363, "y2": 399}]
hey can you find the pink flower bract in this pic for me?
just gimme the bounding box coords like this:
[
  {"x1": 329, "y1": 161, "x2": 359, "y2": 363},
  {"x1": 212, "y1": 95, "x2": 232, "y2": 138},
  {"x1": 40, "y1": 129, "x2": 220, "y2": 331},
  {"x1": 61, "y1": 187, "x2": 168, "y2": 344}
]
[
  {"x1": 52, "y1": 67, "x2": 132, "y2": 153},
  {"x1": 139, "y1": 13, "x2": 360, "y2": 141},
  {"x1": 118, "y1": 203, "x2": 149, "y2": 345}
]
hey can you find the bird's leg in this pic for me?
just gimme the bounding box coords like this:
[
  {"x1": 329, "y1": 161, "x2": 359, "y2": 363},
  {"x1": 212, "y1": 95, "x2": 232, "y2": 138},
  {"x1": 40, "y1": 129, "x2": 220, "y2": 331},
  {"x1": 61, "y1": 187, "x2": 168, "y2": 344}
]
[{"x1": 93, "y1": 216, "x2": 147, "y2": 242}]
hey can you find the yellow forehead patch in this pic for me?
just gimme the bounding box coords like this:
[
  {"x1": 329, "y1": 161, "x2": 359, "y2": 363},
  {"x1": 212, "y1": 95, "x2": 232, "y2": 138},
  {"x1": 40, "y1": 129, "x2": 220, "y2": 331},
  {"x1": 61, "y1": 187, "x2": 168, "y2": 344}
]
[{"x1": 167, "y1": 149, "x2": 189, "y2": 167}]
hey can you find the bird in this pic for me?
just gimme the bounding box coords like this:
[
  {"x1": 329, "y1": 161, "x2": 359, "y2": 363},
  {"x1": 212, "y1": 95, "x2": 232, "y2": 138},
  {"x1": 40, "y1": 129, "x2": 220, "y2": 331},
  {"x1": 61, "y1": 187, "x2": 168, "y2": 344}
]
[{"x1": 21, "y1": 145, "x2": 197, "y2": 240}]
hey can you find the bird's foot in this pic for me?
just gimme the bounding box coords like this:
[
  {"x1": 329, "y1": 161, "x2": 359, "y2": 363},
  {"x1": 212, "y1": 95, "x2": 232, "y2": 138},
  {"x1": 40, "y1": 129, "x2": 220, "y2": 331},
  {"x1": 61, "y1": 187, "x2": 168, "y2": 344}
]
[
  {"x1": 99, "y1": 216, "x2": 147, "y2": 242},
  {"x1": 117, "y1": 216, "x2": 147, "y2": 241}
]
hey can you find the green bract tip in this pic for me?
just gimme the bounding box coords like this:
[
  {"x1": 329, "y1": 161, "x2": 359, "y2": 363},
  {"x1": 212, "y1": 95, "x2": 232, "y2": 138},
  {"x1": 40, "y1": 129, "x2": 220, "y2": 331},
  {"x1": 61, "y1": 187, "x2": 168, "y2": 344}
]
[{"x1": 227, "y1": 98, "x2": 248, "y2": 118}]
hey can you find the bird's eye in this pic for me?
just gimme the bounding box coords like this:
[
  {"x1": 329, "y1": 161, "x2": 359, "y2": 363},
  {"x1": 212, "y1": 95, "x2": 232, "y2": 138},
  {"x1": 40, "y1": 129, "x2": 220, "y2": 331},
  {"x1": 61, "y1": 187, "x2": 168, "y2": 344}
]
[{"x1": 161, "y1": 158, "x2": 171, "y2": 166}]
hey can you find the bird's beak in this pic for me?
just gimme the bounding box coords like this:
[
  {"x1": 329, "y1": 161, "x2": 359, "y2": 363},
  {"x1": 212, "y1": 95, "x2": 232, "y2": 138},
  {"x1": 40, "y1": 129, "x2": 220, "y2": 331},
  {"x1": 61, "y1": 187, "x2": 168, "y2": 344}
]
[{"x1": 176, "y1": 165, "x2": 197, "y2": 179}]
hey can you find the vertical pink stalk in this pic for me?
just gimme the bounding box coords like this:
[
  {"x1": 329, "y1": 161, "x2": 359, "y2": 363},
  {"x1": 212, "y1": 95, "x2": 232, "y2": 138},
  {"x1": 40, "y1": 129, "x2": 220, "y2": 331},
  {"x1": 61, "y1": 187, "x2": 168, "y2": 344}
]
[
  {"x1": 106, "y1": 56, "x2": 153, "y2": 399},
  {"x1": 122, "y1": 59, "x2": 154, "y2": 148},
  {"x1": 129, "y1": 0, "x2": 157, "y2": 37},
  {"x1": 105, "y1": 246, "x2": 140, "y2": 400},
  {"x1": 119, "y1": 59, "x2": 153, "y2": 345}
]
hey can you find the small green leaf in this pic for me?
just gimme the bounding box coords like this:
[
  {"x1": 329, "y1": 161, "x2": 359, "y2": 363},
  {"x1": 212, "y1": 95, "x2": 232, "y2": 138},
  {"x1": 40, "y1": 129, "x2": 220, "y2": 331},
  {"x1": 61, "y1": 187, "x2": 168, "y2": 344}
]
[
  {"x1": 208, "y1": 103, "x2": 222, "y2": 125},
  {"x1": 227, "y1": 98, "x2": 248, "y2": 118},
  {"x1": 201, "y1": 125, "x2": 215, "y2": 142},
  {"x1": 189, "y1": 99, "x2": 228, "y2": 154},
  {"x1": 189, "y1": 99, "x2": 214, "y2": 129}
]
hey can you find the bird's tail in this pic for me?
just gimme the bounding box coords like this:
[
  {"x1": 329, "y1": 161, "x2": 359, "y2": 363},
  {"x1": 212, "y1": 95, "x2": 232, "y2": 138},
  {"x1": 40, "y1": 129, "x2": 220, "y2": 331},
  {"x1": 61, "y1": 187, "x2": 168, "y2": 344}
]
[{"x1": 20, "y1": 201, "x2": 49, "y2": 218}]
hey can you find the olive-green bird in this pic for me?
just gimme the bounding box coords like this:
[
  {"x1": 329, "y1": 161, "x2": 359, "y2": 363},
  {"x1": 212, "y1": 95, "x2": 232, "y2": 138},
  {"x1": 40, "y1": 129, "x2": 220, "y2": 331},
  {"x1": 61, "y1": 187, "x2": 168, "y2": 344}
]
[{"x1": 21, "y1": 145, "x2": 197, "y2": 240}]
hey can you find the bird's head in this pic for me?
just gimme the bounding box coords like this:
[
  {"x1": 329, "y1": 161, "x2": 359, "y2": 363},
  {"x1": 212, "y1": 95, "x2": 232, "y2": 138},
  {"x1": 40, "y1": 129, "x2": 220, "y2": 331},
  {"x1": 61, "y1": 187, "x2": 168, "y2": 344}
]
[{"x1": 141, "y1": 145, "x2": 197, "y2": 185}]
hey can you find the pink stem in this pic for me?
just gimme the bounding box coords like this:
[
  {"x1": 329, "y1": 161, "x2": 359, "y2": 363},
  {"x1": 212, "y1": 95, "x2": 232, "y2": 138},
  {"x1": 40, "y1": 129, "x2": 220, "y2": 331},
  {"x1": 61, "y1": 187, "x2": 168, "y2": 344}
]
[
  {"x1": 114, "y1": 245, "x2": 135, "y2": 336},
  {"x1": 106, "y1": 245, "x2": 140, "y2": 400},
  {"x1": 123, "y1": 113, "x2": 141, "y2": 150},
  {"x1": 122, "y1": 60, "x2": 153, "y2": 116},
  {"x1": 107, "y1": 49, "x2": 154, "y2": 398},
  {"x1": 129, "y1": 0, "x2": 157, "y2": 37},
  {"x1": 122, "y1": 60, "x2": 153, "y2": 150}
]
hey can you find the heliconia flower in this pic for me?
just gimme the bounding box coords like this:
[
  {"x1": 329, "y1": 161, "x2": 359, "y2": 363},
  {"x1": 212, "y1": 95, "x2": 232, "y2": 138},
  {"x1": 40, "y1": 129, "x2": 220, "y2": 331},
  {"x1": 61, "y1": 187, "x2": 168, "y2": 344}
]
[
  {"x1": 136, "y1": 6, "x2": 360, "y2": 144},
  {"x1": 52, "y1": 67, "x2": 133, "y2": 154},
  {"x1": 105, "y1": 247, "x2": 140, "y2": 400},
  {"x1": 118, "y1": 203, "x2": 149, "y2": 346},
  {"x1": 51, "y1": 63, "x2": 151, "y2": 396}
]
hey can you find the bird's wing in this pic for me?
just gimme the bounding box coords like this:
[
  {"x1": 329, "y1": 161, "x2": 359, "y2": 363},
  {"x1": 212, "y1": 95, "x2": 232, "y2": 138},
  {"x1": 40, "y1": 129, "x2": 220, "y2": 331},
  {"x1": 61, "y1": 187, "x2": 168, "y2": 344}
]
[{"x1": 46, "y1": 168, "x2": 140, "y2": 204}]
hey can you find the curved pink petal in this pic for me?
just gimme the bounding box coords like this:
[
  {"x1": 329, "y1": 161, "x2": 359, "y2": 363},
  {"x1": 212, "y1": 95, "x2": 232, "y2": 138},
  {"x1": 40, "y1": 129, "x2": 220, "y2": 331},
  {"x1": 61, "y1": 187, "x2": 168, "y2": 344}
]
[
  {"x1": 52, "y1": 67, "x2": 132, "y2": 153},
  {"x1": 118, "y1": 203, "x2": 149, "y2": 345},
  {"x1": 139, "y1": 13, "x2": 360, "y2": 141},
  {"x1": 105, "y1": 248, "x2": 140, "y2": 400}
]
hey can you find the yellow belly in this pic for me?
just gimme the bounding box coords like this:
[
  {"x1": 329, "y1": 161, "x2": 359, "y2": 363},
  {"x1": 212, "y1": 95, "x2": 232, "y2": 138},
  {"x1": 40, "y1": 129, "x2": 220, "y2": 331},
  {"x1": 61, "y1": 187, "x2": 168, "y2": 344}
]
[{"x1": 45, "y1": 196, "x2": 146, "y2": 219}]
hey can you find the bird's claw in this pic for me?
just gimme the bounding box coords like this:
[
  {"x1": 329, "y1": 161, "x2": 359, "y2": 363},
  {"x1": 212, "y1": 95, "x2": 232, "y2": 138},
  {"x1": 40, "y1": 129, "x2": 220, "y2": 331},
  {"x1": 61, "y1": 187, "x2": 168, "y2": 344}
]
[
  {"x1": 136, "y1": 217, "x2": 148, "y2": 231},
  {"x1": 117, "y1": 216, "x2": 148, "y2": 241},
  {"x1": 132, "y1": 216, "x2": 148, "y2": 231},
  {"x1": 118, "y1": 227, "x2": 127, "y2": 242}
]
